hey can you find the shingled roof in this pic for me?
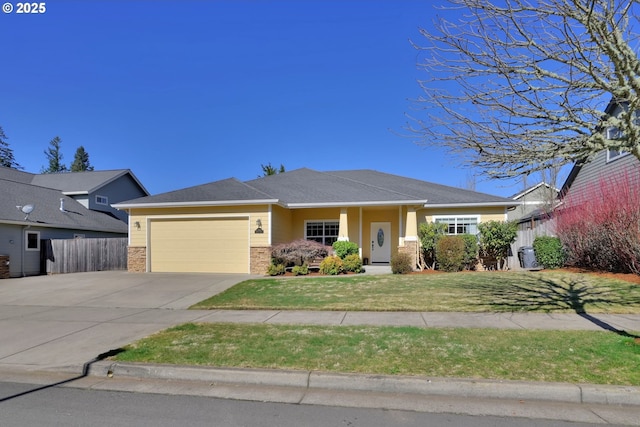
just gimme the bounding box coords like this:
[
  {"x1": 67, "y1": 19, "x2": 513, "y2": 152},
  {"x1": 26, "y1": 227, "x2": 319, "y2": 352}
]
[
  {"x1": 1, "y1": 178, "x2": 127, "y2": 233},
  {"x1": 115, "y1": 168, "x2": 515, "y2": 209}
]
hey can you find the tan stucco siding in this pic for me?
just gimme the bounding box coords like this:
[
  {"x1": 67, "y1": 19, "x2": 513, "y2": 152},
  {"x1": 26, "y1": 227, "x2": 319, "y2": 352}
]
[
  {"x1": 149, "y1": 217, "x2": 249, "y2": 273},
  {"x1": 128, "y1": 205, "x2": 270, "y2": 248},
  {"x1": 271, "y1": 204, "x2": 292, "y2": 245}
]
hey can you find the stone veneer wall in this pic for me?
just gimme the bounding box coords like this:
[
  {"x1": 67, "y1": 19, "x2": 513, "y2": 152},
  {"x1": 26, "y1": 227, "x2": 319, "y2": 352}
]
[
  {"x1": 127, "y1": 246, "x2": 146, "y2": 273},
  {"x1": 398, "y1": 240, "x2": 419, "y2": 271},
  {"x1": 0, "y1": 255, "x2": 9, "y2": 279},
  {"x1": 250, "y1": 246, "x2": 271, "y2": 275}
]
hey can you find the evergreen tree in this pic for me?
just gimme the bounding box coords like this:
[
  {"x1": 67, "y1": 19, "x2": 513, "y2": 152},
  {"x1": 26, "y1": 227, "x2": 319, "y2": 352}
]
[
  {"x1": 260, "y1": 163, "x2": 285, "y2": 177},
  {"x1": 0, "y1": 126, "x2": 21, "y2": 169},
  {"x1": 42, "y1": 136, "x2": 67, "y2": 173},
  {"x1": 70, "y1": 145, "x2": 94, "y2": 172}
]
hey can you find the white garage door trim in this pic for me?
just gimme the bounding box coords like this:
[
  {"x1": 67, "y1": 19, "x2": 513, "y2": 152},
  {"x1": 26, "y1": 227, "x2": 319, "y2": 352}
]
[{"x1": 146, "y1": 214, "x2": 250, "y2": 273}]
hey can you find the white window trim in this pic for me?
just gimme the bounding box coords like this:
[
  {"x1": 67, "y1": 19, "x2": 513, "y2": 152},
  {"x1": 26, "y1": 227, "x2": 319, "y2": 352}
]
[
  {"x1": 25, "y1": 230, "x2": 40, "y2": 251},
  {"x1": 96, "y1": 195, "x2": 109, "y2": 205},
  {"x1": 606, "y1": 148, "x2": 629, "y2": 163},
  {"x1": 304, "y1": 219, "x2": 339, "y2": 245},
  {"x1": 432, "y1": 215, "x2": 480, "y2": 235},
  {"x1": 606, "y1": 126, "x2": 622, "y2": 140}
]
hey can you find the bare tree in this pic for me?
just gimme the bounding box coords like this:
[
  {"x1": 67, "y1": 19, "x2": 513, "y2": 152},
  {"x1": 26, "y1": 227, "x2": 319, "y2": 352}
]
[{"x1": 409, "y1": 0, "x2": 640, "y2": 179}]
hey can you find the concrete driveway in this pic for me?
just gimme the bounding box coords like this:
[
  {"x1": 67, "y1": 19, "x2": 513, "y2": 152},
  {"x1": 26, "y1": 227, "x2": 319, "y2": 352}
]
[{"x1": 0, "y1": 271, "x2": 254, "y2": 372}]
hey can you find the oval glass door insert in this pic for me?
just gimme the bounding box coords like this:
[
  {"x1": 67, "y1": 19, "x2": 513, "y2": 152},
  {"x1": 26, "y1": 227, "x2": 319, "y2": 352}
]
[{"x1": 377, "y1": 228, "x2": 384, "y2": 247}]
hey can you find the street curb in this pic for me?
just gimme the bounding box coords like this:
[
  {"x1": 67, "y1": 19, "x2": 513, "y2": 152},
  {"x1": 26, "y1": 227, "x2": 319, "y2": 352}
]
[{"x1": 87, "y1": 362, "x2": 640, "y2": 407}]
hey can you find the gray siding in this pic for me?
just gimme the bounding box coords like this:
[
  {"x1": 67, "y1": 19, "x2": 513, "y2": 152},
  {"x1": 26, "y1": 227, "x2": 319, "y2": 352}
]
[
  {"x1": 508, "y1": 184, "x2": 557, "y2": 222},
  {"x1": 569, "y1": 150, "x2": 640, "y2": 196},
  {"x1": 0, "y1": 224, "x2": 25, "y2": 277},
  {"x1": 88, "y1": 175, "x2": 147, "y2": 222},
  {"x1": 0, "y1": 223, "x2": 126, "y2": 277}
]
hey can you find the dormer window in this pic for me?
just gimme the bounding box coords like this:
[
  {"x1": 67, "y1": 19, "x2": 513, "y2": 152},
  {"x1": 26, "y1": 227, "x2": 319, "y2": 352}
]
[{"x1": 96, "y1": 195, "x2": 109, "y2": 205}]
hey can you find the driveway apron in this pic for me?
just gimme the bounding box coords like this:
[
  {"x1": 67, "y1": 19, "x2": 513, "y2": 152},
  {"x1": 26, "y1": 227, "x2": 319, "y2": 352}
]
[{"x1": 0, "y1": 271, "x2": 253, "y2": 371}]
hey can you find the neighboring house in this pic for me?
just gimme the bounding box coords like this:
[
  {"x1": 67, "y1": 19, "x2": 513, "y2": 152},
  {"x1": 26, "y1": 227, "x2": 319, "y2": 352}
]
[
  {"x1": 30, "y1": 169, "x2": 149, "y2": 223},
  {"x1": 560, "y1": 98, "x2": 640, "y2": 203},
  {"x1": 507, "y1": 182, "x2": 558, "y2": 223},
  {"x1": 0, "y1": 166, "x2": 148, "y2": 277},
  {"x1": 114, "y1": 168, "x2": 516, "y2": 274}
]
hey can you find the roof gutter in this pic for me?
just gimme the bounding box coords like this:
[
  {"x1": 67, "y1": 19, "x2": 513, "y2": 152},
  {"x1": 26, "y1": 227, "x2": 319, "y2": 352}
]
[
  {"x1": 424, "y1": 201, "x2": 518, "y2": 208},
  {"x1": 113, "y1": 199, "x2": 281, "y2": 210},
  {"x1": 0, "y1": 219, "x2": 126, "y2": 234},
  {"x1": 286, "y1": 200, "x2": 429, "y2": 208}
]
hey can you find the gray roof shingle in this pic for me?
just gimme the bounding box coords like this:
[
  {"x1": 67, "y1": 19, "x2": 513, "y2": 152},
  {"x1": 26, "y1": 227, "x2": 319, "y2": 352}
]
[
  {"x1": 30, "y1": 169, "x2": 147, "y2": 194},
  {"x1": 116, "y1": 168, "x2": 515, "y2": 208},
  {"x1": 1, "y1": 178, "x2": 127, "y2": 233}
]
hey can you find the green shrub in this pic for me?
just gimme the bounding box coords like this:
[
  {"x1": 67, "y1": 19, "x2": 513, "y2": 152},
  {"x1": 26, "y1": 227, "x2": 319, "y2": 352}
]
[
  {"x1": 271, "y1": 239, "x2": 330, "y2": 267},
  {"x1": 478, "y1": 220, "x2": 517, "y2": 270},
  {"x1": 391, "y1": 252, "x2": 413, "y2": 274},
  {"x1": 319, "y1": 256, "x2": 344, "y2": 275},
  {"x1": 460, "y1": 234, "x2": 479, "y2": 270},
  {"x1": 291, "y1": 264, "x2": 309, "y2": 276},
  {"x1": 342, "y1": 254, "x2": 363, "y2": 273},
  {"x1": 266, "y1": 263, "x2": 285, "y2": 276},
  {"x1": 533, "y1": 236, "x2": 566, "y2": 269},
  {"x1": 418, "y1": 222, "x2": 447, "y2": 269},
  {"x1": 332, "y1": 241, "x2": 360, "y2": 259},
  {"x1": 436, "y1": 236, "x2": 466, "y2": 272}
]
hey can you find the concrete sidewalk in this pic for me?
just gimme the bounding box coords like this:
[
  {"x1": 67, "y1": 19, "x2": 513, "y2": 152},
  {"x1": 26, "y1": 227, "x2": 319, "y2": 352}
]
[
  {"x1": 194, "y1": 309, "x2": 640, "y2": 332},
  {"x1": 1, "y1": 271, "x2": 639, "y2": 424}
]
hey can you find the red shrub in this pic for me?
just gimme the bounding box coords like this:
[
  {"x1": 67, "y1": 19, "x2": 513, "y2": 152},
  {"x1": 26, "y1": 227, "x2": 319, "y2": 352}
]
[
  {"x1": 271, "y1": 239, "x2": 331, "y2": 267},
  {"x1": 555, "y1": 167, "x2": 640, "y2": 274}
]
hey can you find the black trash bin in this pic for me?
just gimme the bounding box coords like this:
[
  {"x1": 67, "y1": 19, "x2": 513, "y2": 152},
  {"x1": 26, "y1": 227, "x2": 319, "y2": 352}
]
[{"x1": 518, "y1": 246, "x2": 539, "y2": 269}]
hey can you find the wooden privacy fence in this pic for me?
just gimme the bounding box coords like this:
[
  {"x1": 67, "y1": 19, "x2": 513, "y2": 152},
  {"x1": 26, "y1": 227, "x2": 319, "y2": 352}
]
[
  {"x1": 508, "y1": 218, "x2": 556, "y2": 270},
  {"x1": 43, "y1": 238, "x2": 128, "y2": 274}
]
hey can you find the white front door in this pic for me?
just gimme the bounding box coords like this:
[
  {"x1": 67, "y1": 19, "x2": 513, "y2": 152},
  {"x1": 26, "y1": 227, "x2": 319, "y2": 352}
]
[{"x1": 370, "y1": 222, "x2": 391, "y2": 264}]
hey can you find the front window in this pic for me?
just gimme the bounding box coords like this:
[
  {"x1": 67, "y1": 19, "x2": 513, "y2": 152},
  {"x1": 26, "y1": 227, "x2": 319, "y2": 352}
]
[
  {"x1": 305, "y1": 221, "x2": 339, "y2": 245},
  {"x1": 434, "y1": 216, "x2": 479, "y2": 235}
]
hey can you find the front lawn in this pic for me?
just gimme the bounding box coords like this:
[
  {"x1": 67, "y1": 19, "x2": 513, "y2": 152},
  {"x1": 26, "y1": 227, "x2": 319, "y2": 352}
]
[
  {"x1": 192, "y1": 270, "x2": 640, "y2": 313},
  {"x1": 114, "y1": 323, "x2": 640, "y2": 386}
]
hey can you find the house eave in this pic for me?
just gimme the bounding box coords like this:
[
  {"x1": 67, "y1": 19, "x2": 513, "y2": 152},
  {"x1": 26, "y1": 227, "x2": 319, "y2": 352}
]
[
  {"x1": 285, "y1": 200, "x2": 429, "y2": 208},
  {"x1": 0, "y1": 219, "x2": 126, "y2": 234},
  {"x1": 424, "y1": 201, "x2": 517, "y2": 208},
  {"x1": 113, "y1": 199, "x2": 281, "y2": 210}
]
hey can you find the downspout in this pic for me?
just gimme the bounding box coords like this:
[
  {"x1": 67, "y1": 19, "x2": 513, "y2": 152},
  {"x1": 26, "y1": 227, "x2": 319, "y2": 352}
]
[{"x1": 21, "y1": 224, "x2": 31, "y2": 277}]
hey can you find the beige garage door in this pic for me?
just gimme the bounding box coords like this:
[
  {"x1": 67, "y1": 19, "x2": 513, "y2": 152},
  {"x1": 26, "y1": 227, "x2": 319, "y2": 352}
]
[{"x1": 149, "y1": 217, "x2": 249, "y2": 273}]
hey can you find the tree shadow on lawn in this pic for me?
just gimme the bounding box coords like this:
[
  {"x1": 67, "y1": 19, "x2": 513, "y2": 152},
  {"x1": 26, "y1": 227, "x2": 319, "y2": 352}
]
[{"x1": 474, "y1": 275, "x2": 640, "y2": 338}]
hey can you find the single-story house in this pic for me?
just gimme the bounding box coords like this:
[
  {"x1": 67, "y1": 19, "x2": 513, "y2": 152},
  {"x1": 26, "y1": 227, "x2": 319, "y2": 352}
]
[
  {"x1": 0, "y1": 166, "x2": 149, "y2": 277},
  {"x1": 114, "y1": 168, "x2": 517, "y2": 274}
]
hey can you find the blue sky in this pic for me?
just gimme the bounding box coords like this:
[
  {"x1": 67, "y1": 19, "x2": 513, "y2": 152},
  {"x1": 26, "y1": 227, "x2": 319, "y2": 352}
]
[{"x1": 1, "y1": 0, "x2": 537, "y2": 197}]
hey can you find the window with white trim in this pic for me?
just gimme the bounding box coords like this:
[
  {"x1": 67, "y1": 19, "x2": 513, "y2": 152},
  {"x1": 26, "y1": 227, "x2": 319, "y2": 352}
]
[
  {"x1": 434, "y1": 216, "x2": 479, "y2": 235},
  {"x1": 25, "y1": 231, "x2": 40, "y2": 251},
  {"x1": 305, "y1": 221, "x2": 339, "y2": 245},
  {"x1": 607, "y1": 148, "x2": 629, "y2": 162},
  {"x1": 96, "y1": 195, "x2": 109, "y2": 205}
]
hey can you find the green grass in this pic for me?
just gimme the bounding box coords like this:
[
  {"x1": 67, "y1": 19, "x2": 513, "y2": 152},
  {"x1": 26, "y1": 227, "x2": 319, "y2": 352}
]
[
  {"x1": 115, "y1": 271, "x2": 640, "y2": 385},
  {"x1": 191, "y1": 271, "x2": 640, "y2": 313},
  {"x1": 114, "y1": 322, "x2": 640, "y2": 386}
]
